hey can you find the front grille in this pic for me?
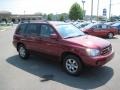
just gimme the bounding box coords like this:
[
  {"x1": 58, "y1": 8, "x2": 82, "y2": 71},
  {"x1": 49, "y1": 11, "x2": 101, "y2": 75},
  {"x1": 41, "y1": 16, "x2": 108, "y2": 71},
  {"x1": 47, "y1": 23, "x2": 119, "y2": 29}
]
[{"x1": 101, "y1": 45, "x2": 112, "y2": 55}]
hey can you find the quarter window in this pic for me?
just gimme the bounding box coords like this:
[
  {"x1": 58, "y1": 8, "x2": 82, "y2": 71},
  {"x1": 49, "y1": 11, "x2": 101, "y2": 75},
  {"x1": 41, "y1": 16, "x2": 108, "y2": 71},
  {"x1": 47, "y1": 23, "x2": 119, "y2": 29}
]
[{"x1": 16, "y1": 24, "x2": 27, "y2": 34}]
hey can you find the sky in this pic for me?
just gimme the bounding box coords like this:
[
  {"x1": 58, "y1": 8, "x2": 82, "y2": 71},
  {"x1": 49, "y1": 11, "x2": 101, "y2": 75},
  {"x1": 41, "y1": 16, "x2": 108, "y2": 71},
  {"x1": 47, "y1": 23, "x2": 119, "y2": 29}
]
[{"x1": 0, "y1": 0, "x2": 120, "y2": 17}]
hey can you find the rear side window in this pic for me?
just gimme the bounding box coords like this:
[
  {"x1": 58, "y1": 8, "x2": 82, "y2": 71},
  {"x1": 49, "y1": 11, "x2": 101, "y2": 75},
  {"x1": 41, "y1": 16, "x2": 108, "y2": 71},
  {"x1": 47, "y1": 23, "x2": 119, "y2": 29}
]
[
  {"x1": 96, "y1": 24, "x2": 102, "y2": 29},
  {"x1": 96, "y1": 24, "x2": 107, "y2": 30},
  {"x1": 16, "y1": 24, "x2": 27, "y2": 34},
  {"x1": 25, "y1": 23, "x2": 40, "y2": 35},
  {"x1": 101, "y1": 24, "x2": 107, "y2": 29}
]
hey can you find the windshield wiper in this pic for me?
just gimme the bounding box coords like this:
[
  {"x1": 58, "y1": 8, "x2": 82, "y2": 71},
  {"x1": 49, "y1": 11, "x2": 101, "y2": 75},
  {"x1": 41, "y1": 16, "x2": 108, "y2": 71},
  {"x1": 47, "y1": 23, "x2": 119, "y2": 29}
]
[
  {"x1": 64, "y1": 36, "x2": 74, "y2": 39},
  {"x1": 74, "y1": 35, "x2": 84, "y2": 37},
  {"x1": 64, "y1": 35, "x2": 84, "y2": 39}
]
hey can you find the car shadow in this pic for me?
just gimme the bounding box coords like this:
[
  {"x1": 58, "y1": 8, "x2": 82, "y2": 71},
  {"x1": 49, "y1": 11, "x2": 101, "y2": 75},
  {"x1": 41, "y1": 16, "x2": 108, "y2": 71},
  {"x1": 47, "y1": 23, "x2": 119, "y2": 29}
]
[
  {"x1": 6, "y1": 55, "x2": 114, "y2": 90},
  {"x1": 104, "y1": 36, "x2": 118, "y2": 39}
]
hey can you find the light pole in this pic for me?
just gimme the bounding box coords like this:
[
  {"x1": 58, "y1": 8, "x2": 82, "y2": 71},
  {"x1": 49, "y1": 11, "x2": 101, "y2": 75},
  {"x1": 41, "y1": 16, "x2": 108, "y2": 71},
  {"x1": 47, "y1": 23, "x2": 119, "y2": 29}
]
[
  {"x1": 82, "y1": 0, "x2": 86, "y2": 19},
  {"x1": 97, "y1": 0, "x2": 99, "y2": 21},
  {"x1": 91, "y1": 0, "x2": 93, "y2": 22},
  {"x1": 24, "y1": 10, "x2": 25, "y2": 19},
  {"x1": 109, "y1": 0, "x2": 112, "y2": 20}
]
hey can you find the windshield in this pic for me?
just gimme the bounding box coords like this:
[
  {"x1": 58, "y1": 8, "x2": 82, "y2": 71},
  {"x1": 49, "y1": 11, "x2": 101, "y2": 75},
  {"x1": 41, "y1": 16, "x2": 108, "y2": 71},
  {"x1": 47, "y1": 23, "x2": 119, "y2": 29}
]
[
  {"x1": 83, "y1": 23, "x2": 95, "y2": 29},
  {"x1": 55, "y1": 24, "x2": 85, "y2": 38},
  {"x1": 75, "y1": 22, "x2": 91, "y2": 29}
]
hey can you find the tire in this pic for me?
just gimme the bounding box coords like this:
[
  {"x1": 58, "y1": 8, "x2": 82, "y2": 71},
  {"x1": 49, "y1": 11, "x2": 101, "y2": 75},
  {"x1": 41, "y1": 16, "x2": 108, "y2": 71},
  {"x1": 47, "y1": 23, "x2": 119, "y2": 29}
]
[
  {"x1": 18, "y1": 44, "x2": 29, "y2": 59},
  {"x1": 118, "y1": 30, "x2": 120, "y2": 34},
  {"x1": 63, "y1": 55, "x2": 83, "y2": 76},
  {"x1": 107, "y1": 33, "x2": 113, "y2": 39}
]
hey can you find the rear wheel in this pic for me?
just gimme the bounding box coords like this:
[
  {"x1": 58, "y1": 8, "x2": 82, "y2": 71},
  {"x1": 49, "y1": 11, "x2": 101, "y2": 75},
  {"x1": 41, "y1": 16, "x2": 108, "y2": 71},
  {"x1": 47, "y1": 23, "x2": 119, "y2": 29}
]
[
  {"x1": 108, "y1": 33, "x2": 113, "y2": 39},
  {"x1": 63, "y1": 55, "x2": 83, "y2": 76},
  {"x1": 18, "y1": 45, "x2": 29, "y2": 59},
  {"x1": 118, "y1": 30, "x2": 120, "y2": 34}
]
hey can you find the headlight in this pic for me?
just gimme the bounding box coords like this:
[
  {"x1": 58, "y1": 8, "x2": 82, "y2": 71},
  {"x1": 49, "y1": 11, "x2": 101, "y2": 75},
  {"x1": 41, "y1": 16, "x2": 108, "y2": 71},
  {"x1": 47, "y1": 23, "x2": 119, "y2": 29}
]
[{"x1": 86, "y1": 48, "x2": 100, "y2": 57}]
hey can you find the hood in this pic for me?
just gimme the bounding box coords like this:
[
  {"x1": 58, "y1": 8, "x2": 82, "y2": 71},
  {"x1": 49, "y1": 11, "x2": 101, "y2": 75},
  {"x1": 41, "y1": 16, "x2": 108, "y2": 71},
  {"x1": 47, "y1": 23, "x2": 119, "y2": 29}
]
[{"x1": 65, "y1": 35, "x2": 111, "y2": 49}]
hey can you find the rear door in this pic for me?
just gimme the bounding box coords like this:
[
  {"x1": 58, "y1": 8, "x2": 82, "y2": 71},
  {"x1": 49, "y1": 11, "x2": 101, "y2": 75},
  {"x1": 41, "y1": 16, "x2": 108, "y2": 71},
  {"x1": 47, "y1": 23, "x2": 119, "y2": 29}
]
[
  {"x1": 23, "y1": 23, "x2": 40, "y2": 51},
  {"x1": 14, "y1": 23, "x2": 28, "y2": 46},
  {"x1": 91, "y1": 24, "x2": 107, "y2": 37},
  {"x1": 100, "y1": 24, "x2": 109, "y2": 37},
  {"x1": 87, "y1": 25, "x2": 101, "y2": 37}
]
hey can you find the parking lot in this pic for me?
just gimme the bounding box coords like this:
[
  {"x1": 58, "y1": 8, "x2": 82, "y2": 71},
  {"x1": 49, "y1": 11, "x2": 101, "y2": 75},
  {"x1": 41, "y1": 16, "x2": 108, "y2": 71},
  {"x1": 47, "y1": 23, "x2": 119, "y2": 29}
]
[{"x1": 0, "y1": 25, "x2": 120, "y2": 90}]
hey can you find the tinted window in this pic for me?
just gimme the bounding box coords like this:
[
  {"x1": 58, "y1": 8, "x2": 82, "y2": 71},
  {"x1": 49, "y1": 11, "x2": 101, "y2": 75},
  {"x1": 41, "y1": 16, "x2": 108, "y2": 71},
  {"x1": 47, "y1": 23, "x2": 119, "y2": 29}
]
[
  {"x1": 40, "y1": 24, "x2": 54, "y2": 37},
  {"x1": 97, "y1": 24, "x2": 102, "y2": 29},
  {"x1": 16, "y1": 24, "x2": 27, "y2": 34},
  {"x1": 25, "y1": 23, "x2": 40, "y2": 35},
  {"x1": 112, "y1": 23, "x2": 120, "y2": 27},
  {"x1": 92, "y1": 25, "x2": 97, "y2": 29},
  {"x1": 96, "y1": 24, "x2": 107, "y2": 29},
  {"x1": 101, "y1": 24, "x2": 107, "y2": 29},
  {"x1": 107, "y1": 25, "x2": 111, "y2": 29},
  {"x1": 84, "y1": 23, "x2": 97, "y2": 30}
]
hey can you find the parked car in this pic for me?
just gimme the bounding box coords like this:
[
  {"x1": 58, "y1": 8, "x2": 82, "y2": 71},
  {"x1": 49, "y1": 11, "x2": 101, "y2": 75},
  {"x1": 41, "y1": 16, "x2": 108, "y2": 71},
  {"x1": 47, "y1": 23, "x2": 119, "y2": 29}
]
[
  {"x1": 82, "y1": 23, "x2": 118, "y2": 38},
  {"x1": 105, "y1": 22, "x2": 115, "y2": 26},
  {"x1": 75, "y1": 22, "x2": 91, "y2": 29},
  {"x1": 13, "y1": 21, "x2": 114, "y2": 76},
  {"x1": 112, "y1": 22, "x2": 120, "y2": 34}
]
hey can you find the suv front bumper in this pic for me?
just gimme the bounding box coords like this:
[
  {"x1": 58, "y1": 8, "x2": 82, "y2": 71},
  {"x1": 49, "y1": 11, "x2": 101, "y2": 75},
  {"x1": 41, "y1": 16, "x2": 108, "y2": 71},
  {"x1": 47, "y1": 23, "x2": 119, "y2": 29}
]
[{"x1": 81, "y1": 50, "x2": 114, "y2": 66}]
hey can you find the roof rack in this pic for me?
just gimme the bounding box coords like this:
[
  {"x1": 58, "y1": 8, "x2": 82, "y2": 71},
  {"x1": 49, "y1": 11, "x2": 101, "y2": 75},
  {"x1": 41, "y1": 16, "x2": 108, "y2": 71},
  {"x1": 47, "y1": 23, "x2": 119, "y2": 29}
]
[{"x1": 21, "y1": 19, "x2": 49, "y2": 23}]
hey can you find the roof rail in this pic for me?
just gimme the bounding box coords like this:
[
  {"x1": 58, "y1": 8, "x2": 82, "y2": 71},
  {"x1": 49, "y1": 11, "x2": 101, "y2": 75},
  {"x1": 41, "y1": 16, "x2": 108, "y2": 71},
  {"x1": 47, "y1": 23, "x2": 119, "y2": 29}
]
[{"x1": 21, "y1": 19, "x2": 49, "y2": 23}]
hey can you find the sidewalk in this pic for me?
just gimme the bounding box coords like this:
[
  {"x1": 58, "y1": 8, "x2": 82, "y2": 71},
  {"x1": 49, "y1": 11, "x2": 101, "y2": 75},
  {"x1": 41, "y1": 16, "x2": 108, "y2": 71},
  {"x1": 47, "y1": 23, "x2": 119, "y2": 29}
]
[{"x1": 0, "y1": 25, "x2": 12, "y2": 31}]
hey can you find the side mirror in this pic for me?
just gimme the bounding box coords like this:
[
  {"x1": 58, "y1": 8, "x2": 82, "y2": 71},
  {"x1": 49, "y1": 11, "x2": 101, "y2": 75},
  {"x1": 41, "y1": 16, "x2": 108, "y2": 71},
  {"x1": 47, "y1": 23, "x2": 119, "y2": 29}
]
[{"x1": 50, "y1": 34, "x2": 58, "y2": 39}]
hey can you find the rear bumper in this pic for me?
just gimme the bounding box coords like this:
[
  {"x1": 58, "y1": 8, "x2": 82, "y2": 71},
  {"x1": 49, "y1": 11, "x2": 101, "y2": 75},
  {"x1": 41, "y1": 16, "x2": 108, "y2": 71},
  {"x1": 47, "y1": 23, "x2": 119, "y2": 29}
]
[{"x1": 81, "y1": 50, "x2": 114, "y2": 67}]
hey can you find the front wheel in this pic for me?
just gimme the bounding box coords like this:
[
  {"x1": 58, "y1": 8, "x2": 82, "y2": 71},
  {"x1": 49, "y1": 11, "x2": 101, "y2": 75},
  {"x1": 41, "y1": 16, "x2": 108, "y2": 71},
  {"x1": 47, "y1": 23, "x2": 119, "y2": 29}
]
[
  {"x1": 118, "y1": 30, "x2": 120, "y2": 34},
  {"x1": 18, "y1": 45, "x2": 29, "y2": 59},
  {"x1": 107, "y1": 33, "x2": 113, "y2": 39},
  {"x1": 63, "y1": 55, "x2": 83, "y2": 76}
]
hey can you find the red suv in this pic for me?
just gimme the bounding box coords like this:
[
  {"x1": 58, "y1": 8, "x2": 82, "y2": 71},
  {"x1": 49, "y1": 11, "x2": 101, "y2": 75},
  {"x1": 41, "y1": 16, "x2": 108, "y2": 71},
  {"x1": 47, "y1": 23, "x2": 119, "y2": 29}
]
[
  {"x1": 82, "y1": 23, "x2": 118, "y2": 38},
  {"x1": 13, "y1": 21, "x2": 114, "y2": 76}
]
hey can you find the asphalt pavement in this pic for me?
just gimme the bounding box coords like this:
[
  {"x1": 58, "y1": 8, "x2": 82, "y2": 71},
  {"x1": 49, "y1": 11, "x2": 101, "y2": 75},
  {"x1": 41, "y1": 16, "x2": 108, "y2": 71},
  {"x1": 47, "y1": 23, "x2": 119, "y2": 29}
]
[{"x1": 0, "y1": 25, "x2": 120, "y2": 90}]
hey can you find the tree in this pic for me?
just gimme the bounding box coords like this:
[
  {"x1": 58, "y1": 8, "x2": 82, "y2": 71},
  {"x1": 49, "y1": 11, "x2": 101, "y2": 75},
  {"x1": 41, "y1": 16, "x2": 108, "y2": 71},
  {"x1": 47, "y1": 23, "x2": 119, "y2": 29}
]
[
  {"x1": 60, "y1": 15, "x2": 64, "y2": 21},
  {"x1": 69, "y1": 2, "x2": 83, "y2": 20},
  {"x1": 47, "y1": 14, "x2": 52, "y2": 20}
]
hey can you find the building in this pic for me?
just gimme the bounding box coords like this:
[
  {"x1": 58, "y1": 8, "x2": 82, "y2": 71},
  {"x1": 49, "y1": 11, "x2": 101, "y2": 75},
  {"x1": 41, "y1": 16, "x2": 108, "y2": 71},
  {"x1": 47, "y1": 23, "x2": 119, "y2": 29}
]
[{"x1": 0, "y1": 11, "x2": 42, "y2": 23}]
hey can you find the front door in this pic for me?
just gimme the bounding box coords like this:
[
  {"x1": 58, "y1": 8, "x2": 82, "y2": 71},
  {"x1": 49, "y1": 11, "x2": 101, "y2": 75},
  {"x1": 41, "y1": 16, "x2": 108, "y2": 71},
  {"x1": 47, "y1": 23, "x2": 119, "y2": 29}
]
[{"x1": 37, "y1": 24, "x2": 61, "y2": 56}]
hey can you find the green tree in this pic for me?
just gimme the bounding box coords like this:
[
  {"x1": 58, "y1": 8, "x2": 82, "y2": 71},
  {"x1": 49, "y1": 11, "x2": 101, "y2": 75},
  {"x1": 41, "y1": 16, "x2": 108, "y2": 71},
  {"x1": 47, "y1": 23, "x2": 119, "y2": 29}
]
[
  {"x1": 60, "y1": 15, "x2": 64, "y2": 21},
  {"x1": 69, "y1": 2, "x2": 83, "y2": 20},
  {"x1": 47, "y1": 14, "x2": 52, "y2": 20}
]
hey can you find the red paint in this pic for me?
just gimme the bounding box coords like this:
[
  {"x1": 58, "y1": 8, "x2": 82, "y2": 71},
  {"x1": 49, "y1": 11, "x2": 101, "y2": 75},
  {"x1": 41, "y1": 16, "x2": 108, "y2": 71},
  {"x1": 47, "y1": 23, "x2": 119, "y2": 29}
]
[{"x1": 13, "y1": 21, "x2": 114, "y2": 66}]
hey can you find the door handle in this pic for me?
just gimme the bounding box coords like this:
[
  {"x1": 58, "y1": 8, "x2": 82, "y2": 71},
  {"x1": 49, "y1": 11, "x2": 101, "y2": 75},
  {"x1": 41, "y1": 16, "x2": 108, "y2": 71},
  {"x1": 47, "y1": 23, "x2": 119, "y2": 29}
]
[{"x1": 47, "y1": 43, "x2": 51, "y2": 46}]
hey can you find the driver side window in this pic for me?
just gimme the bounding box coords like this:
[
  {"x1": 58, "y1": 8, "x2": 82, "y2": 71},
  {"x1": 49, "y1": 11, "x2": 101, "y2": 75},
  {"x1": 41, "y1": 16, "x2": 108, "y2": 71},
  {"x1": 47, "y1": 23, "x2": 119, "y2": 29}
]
[{"x1": 40, "y1": 24, "x2": 54, "y2": 37}]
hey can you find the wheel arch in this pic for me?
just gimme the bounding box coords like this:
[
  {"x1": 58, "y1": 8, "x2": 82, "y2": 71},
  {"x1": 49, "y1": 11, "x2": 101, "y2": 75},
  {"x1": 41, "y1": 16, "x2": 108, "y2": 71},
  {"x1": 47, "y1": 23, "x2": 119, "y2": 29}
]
[
  {"x1": 16, "y1": 42, "x2": 25, "y2": 51},
  {"x1": 61, "y1": 52, "x2": 84, "y2": 65}
]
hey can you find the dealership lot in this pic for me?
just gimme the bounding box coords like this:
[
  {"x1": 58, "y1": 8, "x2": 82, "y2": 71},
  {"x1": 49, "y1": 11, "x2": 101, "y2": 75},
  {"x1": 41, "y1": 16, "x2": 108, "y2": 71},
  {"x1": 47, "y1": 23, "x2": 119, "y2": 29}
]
[{"x1": 0, "y1": 26, "x2": 120, "y2": 90}]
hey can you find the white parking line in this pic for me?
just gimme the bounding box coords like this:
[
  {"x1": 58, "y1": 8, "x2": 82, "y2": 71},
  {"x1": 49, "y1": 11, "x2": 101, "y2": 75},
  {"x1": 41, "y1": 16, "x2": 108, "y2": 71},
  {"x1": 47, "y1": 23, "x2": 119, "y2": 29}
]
[
  {"x1": 116, "y1": 35, "x2": 120, "y2": 39},
  {"x1": 0, "y1": 29, "x2": 7, "y2": 31}
]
